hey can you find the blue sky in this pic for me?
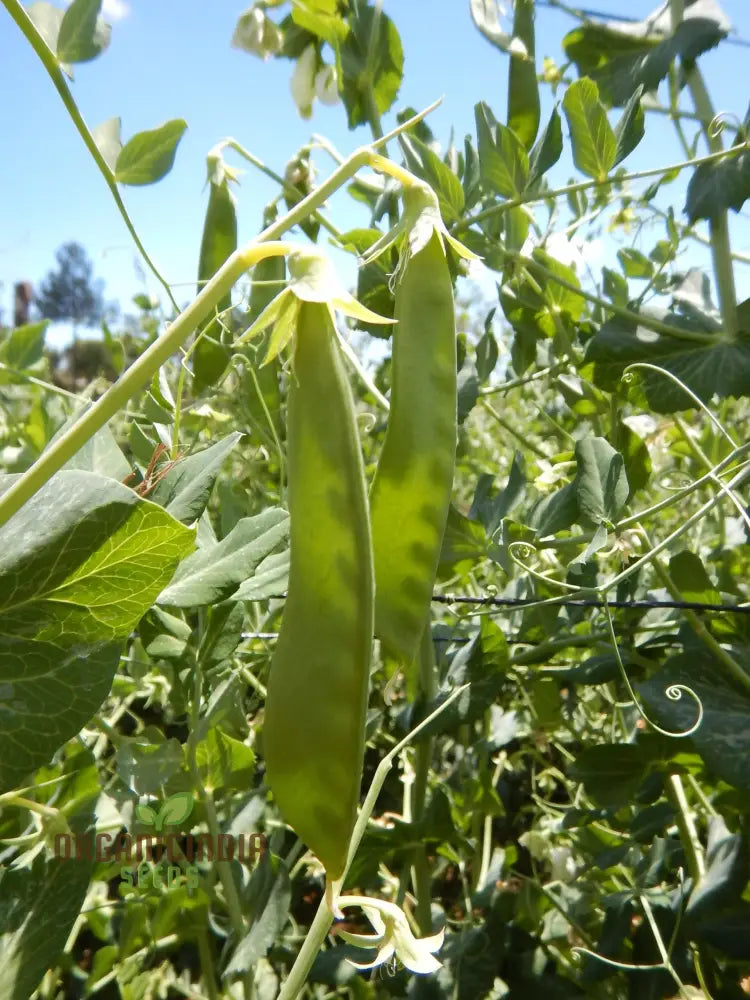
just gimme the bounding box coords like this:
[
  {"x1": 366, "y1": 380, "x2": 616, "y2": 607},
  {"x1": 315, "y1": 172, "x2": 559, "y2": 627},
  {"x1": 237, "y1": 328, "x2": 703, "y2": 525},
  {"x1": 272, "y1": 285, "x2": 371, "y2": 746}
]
[{"x1": 2, "y1": 0, "x2": 749, "y2": 344}]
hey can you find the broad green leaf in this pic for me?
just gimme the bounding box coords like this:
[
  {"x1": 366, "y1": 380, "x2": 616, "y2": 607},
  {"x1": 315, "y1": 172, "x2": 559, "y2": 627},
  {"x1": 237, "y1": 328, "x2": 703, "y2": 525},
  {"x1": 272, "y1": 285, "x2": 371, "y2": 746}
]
[
  {"x1": 469, "y1": 454, "x2": 527, "y2": 536},
  {"x1": 117, "y1": 736, "x2": 184, "y2": 795},
  {"x1": 234, "y1": 549, "x2": 289, "y2": 601},
  {"x1": 476, "y1": 328, "x2": 499, "y2": 382},
  {"x1": 115, "y1": 119, "x2": 187, "y2": 186},
  {"x1": 638, "y1": 651, "x2": 750, "y2": 791},
  {"x1": 48, "y1": 414, "x2": 131, "y2": 480},
  {"x1": 612, "y1": 85, "x2": 645, "y2": 166},
  {"x1": 573, "y1": 437, "x2": 629, "y2": 527},
  {"x1": 0, "y1": 854, "x2": 93, "y2": 1000},
  {"x1": 290, "y1": 0, "x2": 348, "y2": 45},
  {"x1": 226, "y1": 853, "x2": 291, "y2": 974},
  {"x1": 194, "y1": 727, "x2": 255, "y2": 792},
  {"x1": 158, "y1": 508, "x2": 289, "y2": 606},
  {"x1": 563, "y1": 10, "x2": 729, "y2": 107},
  {"x1": 193, "y1": 178, "x2": 238, "y2": 393},
  {"x1": 527, "y1": 106, "x2": 563, "y2": 188},
  {"x1": 91, "y1": 116, "x2": 122, "y2": 173},
  {"x1": 583, "y1": 314, "x2": 750, "y2": 412},
  {"x1": 507, "y1": 0, "x2": 540, "y2": 149},
  {"x1": 149, "y1": 432, "x2": 243, "y2": 525},
  {"x1": 27, "y1": 1, "x2": 64, "y2": 54},
  {"x1": 56, "y1": 0, "x2": 110, "y2": 64},
  {"x1": 668, "y1": 551, "x2": 720, "y2": 606},
  {"x1": 562, "y1": 78, "x2": 616, "y2": 181},
  {"x1": 0, "y1": 471, "x2": 194, "y2": 791},
  {"x1": 398, "y1": 133, "x2": 464, "y2": 225},
  {"x1": 527, "y1": 482, "x2": 579, "y2": 536},
  {"x1": 339, "y1": 6, "x2": 403, "y2": 129},
  {"x1": 438, "y1": 505, "x2": 488, "y2": 576},
  {"x1": 500, "y1": 249, "x2": 584, "y2": 347},
  {"x1": 686, "y1": 816, "x2": 746, "y2": 924},
  {"x1": 618, "y1": 247, "x2": 653, "y2": 278},
  {"x1": 685, "y1": 146, "x2": 750, "y2": 223},
  {"x1": 338, "y1": 228, "x2": 394, "y2": 339},
  {"x1": 569, "y1": 743, "x2": 653, "y2": 807},
  {"x1": 0, "y1": 321, "x2": 47, "y2": 369},
  {"x1": 475, "y1": 101, "x2": 529, "y2": 198}
]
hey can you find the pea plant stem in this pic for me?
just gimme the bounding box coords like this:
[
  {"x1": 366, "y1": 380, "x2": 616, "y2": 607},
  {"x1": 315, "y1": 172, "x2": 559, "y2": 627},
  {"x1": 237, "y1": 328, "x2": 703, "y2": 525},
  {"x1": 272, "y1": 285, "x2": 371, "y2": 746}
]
[
  {"x1": 275, "y1": 684, "x2": 469, "y2": 1000},
  {"x1": 0, "y1": 111, "x2": 437, "y2": 530},
  {"x1": 2, "y1": 0, "x2": 180, "y2": 312}
]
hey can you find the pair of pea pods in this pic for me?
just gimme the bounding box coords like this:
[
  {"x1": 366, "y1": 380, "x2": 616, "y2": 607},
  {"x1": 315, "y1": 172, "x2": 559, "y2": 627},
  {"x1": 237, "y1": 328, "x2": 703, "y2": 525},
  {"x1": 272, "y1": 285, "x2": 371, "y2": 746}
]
[{"x1": 263, "y1": 217, "x2": 457, "y2": 885}]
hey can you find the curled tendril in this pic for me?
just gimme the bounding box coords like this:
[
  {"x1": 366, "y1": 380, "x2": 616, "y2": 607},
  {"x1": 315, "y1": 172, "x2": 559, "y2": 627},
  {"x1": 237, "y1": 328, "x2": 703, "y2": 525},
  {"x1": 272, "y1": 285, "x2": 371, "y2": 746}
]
[
  {"x1": 620, "y1": 371, "x2": 637, "y2": 387},
  {"x1": 657, "y1": 470, "x2": 694, "y2": 492},
  {"x1": 357, "y1": 411, "x2": 377, "y2": 433},
  {"x1": 603, "y1": 600, "x2": 703, "y2": 738},
  {"x1": 508, "y1": 541, "x2": 581, "y2": 592},
  {"x1": 708, "y1": 111, "x2": 741, "y2": 140}
]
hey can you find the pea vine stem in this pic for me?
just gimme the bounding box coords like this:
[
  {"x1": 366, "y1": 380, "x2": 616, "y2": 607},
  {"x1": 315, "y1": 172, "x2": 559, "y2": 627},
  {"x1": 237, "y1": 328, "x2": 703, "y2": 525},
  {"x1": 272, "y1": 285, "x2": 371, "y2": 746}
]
[
  {"x1": 275, "y1": 683, "x2": 469, "y2": 1000},
  {"x1": 0, "y1": 104, "x2": 439, "y2": 530},
  {"x1": 1, "y1": 0, "x2": 181, "y2": 312}
]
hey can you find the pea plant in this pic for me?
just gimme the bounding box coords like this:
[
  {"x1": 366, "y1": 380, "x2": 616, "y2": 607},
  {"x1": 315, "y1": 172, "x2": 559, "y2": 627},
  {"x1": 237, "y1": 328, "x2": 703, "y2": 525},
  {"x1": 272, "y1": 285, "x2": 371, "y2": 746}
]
[{"x1": 1, "y1": 0, "x2": 750, "y2": 998}]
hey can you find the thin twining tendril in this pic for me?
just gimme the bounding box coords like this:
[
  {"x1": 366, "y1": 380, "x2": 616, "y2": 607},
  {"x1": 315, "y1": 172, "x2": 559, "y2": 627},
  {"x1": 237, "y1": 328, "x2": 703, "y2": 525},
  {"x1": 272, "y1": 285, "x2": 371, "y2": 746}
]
[
  {"x1": 708, "y1": 111, "x2": 743, "y2": 141},
  {"x1": 602, "y1": 598, "x2": 703, "y2": 739},
  {"x1": 657, "y1": 470, "x2": 694, "y2": 492},
  {"x1": 507, "y1": 541, "x2": 581, "y2": 592},
  {"x1": 357, "y1": 411, "x2": 377, "y2": 433}
]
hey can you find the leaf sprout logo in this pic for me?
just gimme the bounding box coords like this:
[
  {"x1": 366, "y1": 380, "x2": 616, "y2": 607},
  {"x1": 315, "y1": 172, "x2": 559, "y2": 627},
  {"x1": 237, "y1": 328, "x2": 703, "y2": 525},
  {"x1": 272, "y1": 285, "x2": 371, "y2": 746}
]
[{"x1": 135, "y1": 791, "x2": 193, "y2": 833}]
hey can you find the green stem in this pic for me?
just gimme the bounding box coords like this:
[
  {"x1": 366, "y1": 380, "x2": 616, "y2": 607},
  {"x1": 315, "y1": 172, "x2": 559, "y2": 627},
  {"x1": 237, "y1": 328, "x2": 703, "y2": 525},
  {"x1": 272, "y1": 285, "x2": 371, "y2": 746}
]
[
  {"x1": 411, "y1": 624, "x2": 437, "y2": 933},
  {"x1": 0, "y1": 111, "x2": 437, "y2": 528},
  {"x1": 275, "y1": 683, "x2": 469, "y2": 1000},
  {"x1": 2, "y1": 0, "x2": 180, "y2": 311}
]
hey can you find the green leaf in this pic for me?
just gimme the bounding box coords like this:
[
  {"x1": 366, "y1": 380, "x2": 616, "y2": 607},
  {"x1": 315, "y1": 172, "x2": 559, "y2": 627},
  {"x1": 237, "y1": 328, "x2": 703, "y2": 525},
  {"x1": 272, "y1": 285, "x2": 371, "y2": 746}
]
[
  {"x1": 27, "y1": 1, "x2": 64, "y2": 54},
  {"x1": 563, "y1": 12, "x2": 728, "y2": 107},
  {"x1": 686, "y1": 817, "x2": 747, "y2": 925},
  {"x1": 573, "y1": 437, "x2": 629, "y2": 526},
  {"x1": 290, "y1": 0, "x2": 347, "y2": 45},
  {"x1": 398, "y1": 134, "x2": 464, "y2": 225},
  {"x1": 91, "y1": 116, "x2": 122, "y2": 172},
  {"x1": 240, "y1": 252, "x2": 286, "y2": 441},
  {"x1": 562, "y1": 78, "x2": 616, "y2": 181},
  {"x1": 193, "y1": 179, "x2": 238, "y2": 392},
  {"x1": 438, "y1": 505, "x2": 488, "y2": 576},
  {"x1": 149, "y1": 433, "x2": 243, "y2": 525},
  {"x1": 234, "y1": 549, "x2": 289, "y2": 601},
  {"x1": 612, "y1": 85, "x2": 645, "y2": 166},
  {"x1": 527, "y1": 482, "x2": 579, "y2": 536},
  {"x1": 528, "y1": 106, "x2": 564, "y2": 188},
  {"x1": 475, "y1": 101, "x2": 529, "y2": 198},
  {"x1": 618, "y1": 247, "x2": 653, "y2": 278},
  {"x1": 507, "y1": 0, "x2": 540, "y2": 149},
  {"x1": 115, "y1": 119, "x2": 187, "y2": 186},
  {"x1": 56, "y1": 0, "x2": 110, "y2": 64},
  {"x1": 117, "y1": 736, "x2": 184, "y2": 795},
  {"x1": 226, "y1": 853, "x2": 291, "y2": 974},
  {"x1": 0, "y1": 471, "x2": 194, "y2": 792},
  {"x1": 339, "y1": 6, "x2": 403, "y2": 129},
  {"x1": 0, "y1": 321, "x2": 47, "y2": 369},
  {"x1": 155, "y1": 790, "x2": 194, "y2": 830},
  {"x1": 570, "y1": 743, "x2": 653, "y2": 807},
  {"x1": 0, "y1": 854, "x2": 93, "y2": 1000},
  {"x1": 685, "y1": 146, "x2": 750, "y2": 223},
  {"x1": 158, "y1": 508, "x2": 289, "y2": 606},
  {"x1": 476, "y1": 327, "x2": 499, "y2": 382},
  {"x1": 195, "y1": 727, "x2": 255, "y2": 792},
  {"x1": 50, "y1": 416, "x2": 131, "y2": 480},
  {"x1": 668, "y1": 551, "x2": 720, "y2": 606},
  {"x1": 583, "y1": 314, "x2": 750, "y2": 412}
]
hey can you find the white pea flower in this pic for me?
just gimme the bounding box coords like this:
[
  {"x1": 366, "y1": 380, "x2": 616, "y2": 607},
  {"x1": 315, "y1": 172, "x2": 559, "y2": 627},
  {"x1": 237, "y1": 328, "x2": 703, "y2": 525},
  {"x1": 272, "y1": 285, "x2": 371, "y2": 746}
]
[
  {"x1": 549, "y1": 846, "x2": 577, "y2": 883},
  {"x1": 290, "y1": 44, "x2": 317, "y2": 119},
  {"x1": 314, "y1": 62, "x2": 340, "y2": 105},
  {"x1": 231, "y1": 5, "x2": 282, "y2": 59},
  {"x1": 336, "y1": 895, "x2": 445, "y2": 975}
]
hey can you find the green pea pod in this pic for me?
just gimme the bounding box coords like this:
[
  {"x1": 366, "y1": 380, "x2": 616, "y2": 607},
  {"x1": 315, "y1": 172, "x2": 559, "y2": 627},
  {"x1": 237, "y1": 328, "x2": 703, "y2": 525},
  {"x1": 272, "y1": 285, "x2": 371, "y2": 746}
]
[
  {"x1": 507, "y1": 0, "x2": 540, "y2": 150},
  {"x1": 371, "y1": 231, "x2": 457, "y2": 665},
  {"x1": 263, "y1": 301, "x2": 374, "y2": 880},
  {"x1": 193, "y1": 178, "x2": 237, "y2": 393}
]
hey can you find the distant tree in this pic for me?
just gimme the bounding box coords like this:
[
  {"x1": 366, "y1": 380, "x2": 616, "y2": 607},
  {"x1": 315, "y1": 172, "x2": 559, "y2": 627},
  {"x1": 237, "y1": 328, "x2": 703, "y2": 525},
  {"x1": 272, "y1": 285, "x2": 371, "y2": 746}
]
[{"x1": 34, "y1": 242, "x2": 106, "y2": 332}]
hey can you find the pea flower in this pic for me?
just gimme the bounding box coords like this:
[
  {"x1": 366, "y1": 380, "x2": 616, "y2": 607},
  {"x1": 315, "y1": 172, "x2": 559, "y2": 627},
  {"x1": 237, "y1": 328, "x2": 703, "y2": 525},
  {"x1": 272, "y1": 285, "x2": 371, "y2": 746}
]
[
  {"x1": 335, "y1": 895, "x2": 445, "y2": 975},
  {"x1": 235, "y1": 246, "x2": 394, "y2": 363},
  {"x1": 231, "y1": 5, "x2": 282, "y2": 59},
  {"x1": 360, "y1": 181, "x2": 479, "y2": 285},
  {"x1": 290, "y1": 44, "x2": 317, "y2": 119}
]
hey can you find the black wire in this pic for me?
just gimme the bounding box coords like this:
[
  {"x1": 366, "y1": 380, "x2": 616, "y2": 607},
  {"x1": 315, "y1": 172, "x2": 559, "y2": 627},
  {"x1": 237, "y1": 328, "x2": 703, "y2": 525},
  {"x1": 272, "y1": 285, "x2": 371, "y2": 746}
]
[
  {"x1": 431, "y1": 594, "x2": 750, "y2": 615},
  {"x1": 262, "y1": 594, "x2": 750, "y2": 615}
]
